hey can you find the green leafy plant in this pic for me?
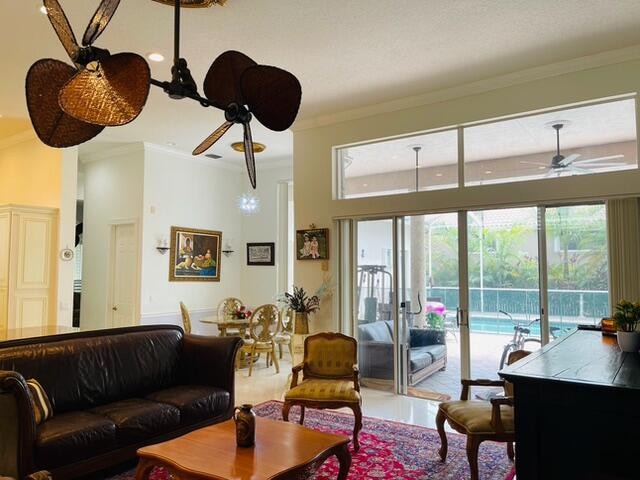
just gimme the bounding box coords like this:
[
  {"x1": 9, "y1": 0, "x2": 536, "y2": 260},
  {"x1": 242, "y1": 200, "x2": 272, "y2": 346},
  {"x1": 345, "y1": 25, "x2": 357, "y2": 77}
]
[
  {"x1": 613, "y1": 300, "x2": 640, "y2": 332},
  {"x1": 282, "y1": 286, "x2": 320, "y2": 314}
]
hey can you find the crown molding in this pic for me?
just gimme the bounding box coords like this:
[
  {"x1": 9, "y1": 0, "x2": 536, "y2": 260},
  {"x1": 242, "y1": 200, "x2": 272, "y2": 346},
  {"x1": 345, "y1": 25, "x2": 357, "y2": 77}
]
[
  {"x1": 293, "y1": 44, "x2": 640, "y2": 131},
  {"x1": 143, "y1": 142, "x2": 243, "y2": 172},
  {"x1": 0, "y1": 129, "x2": 37, "y2": 150},
  {"x1": 80, "y1": 142, "x2": 145, "y2": 164}
]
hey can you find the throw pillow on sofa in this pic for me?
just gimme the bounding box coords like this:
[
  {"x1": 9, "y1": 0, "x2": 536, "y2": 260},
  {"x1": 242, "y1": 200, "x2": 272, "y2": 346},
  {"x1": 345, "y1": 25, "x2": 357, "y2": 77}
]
[{"x1": 26, "y1": 379, "x2": 53, "y2": 425}]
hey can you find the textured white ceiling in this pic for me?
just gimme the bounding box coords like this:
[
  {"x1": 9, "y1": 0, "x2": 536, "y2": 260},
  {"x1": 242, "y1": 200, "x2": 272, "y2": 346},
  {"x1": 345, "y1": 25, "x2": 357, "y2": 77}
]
[{"x1": 1, "y1": 0, "x2": 640, "y2": 161}]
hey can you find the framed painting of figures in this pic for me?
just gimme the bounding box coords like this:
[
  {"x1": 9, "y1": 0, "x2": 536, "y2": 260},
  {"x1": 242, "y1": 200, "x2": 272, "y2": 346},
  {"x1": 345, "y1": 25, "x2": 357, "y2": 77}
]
[{"x1": 169, "y1": 226, "x2": 222, "y2": 282}]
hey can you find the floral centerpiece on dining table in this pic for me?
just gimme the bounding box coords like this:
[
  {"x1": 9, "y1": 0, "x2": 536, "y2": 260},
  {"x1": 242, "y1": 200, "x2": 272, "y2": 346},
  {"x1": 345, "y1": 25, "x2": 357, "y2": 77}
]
[{"x1": 230, "y1": 305, "x2": 252, "y2": 320}]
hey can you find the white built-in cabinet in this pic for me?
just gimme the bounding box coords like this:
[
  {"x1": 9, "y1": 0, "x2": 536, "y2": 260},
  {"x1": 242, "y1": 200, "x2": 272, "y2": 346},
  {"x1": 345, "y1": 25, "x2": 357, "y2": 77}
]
[{"x1": 0, "y1": 205, "x2": 58, "y2": 331}]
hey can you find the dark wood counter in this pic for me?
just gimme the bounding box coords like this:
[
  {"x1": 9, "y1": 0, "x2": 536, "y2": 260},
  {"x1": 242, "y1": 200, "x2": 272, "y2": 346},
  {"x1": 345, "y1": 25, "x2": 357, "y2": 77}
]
[{"x1": 499, "y1": 329, "x2": 640, "y2": 480}]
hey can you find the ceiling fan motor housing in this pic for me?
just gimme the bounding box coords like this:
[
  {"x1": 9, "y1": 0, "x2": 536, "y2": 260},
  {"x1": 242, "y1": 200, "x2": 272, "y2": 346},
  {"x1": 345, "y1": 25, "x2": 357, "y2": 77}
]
[{"x1": 151, "y1": 0, "x2": 226, "y2": 7}]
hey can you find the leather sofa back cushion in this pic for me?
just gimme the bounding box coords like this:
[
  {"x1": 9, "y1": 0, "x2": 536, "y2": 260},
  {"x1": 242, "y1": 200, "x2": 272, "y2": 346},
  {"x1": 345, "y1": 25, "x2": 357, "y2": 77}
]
[{"x1": 0, "y1": 329, "x2": 182, "y2": 413}]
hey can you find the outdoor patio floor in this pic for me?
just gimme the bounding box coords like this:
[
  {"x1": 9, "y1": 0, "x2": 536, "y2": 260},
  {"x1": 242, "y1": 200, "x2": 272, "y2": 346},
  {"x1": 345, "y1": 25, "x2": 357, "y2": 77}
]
[{"x1": 413, "y1": 331, "x2": 526, "y2": 400}]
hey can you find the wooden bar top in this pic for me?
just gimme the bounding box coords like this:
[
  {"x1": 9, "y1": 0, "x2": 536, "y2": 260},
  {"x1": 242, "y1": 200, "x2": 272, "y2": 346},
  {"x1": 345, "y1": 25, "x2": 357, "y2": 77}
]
[{"x1": 500, "y1": 329, "x2": 640, "y2": 390}]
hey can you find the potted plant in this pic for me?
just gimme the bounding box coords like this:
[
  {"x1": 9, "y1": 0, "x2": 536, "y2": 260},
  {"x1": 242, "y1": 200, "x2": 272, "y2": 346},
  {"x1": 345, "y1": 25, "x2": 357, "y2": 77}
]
[
  {"x1": 612, "y1": 300, "x2": 640, "y2": 352},
  {"x1": 281, "y1": 286, "x2": 320, "y2": 334}
]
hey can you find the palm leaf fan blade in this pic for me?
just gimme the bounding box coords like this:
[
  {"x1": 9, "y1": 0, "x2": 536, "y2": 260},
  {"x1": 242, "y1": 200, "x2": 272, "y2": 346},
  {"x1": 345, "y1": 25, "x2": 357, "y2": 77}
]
[
  {"x1": 26, "y1": 59, "x2": 104, "y2": 148},
  {"x1": 82, "y1": 0, "x2": 122, "y2": 46},
  {"x1": 193, "y1": 121, "x2": 233, "y2": 155},
  {"x1": 243, "y1": 122, "x2": 257, "y2": 189},
  {"x1": 59, "y1": 53, "x2": 150, "y2": 126},
  {"x1": 43, "y1": 0, "x2": 79, "y2": 62}
]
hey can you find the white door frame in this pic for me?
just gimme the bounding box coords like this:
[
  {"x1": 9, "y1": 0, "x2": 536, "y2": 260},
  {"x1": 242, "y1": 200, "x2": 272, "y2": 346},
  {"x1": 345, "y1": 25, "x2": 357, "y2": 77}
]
[{"x1": 106, "y1": 218, "x2": 141, "y2": 327}]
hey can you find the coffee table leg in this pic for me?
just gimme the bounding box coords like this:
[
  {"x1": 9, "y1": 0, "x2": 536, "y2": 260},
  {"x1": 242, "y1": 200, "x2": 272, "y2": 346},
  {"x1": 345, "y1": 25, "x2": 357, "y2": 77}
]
[
  {"x1": 135, "y1": 459, "x2": 155, "y2": 480},
  {"x1": 335, "y1": 444, "x2": 352, "y2": 480}
]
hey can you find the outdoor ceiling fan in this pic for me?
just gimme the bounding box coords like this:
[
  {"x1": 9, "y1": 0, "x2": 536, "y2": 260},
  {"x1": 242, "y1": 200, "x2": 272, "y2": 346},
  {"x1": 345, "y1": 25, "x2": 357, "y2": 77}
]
[
  {"x1": 25, "y1": 0, "x2": 302, "y2": 189},
  {"x1": 520, "y1": 122, "x2": 627, "y2": 176}
]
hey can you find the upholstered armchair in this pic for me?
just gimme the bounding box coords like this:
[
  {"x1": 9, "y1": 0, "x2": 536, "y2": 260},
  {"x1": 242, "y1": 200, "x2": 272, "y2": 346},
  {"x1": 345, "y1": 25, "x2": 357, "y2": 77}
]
[
  {"x1": 436, "y1": 350, "x2": 530, "y2": 480},
  {"x1": 282, "y1": 332, "x2": 362, "y2": 451}
]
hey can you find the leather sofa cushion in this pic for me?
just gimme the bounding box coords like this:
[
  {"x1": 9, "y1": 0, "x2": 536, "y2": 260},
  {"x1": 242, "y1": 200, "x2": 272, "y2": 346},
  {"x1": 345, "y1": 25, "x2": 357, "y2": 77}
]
[
  {"x1": 0, "y1": 329, "x2": 183, "y2": 413},
  {"x1": 146, "y1": 386, "x2": 230, "y2": 424},
  {"x1": 36, "y1": 411, "x2": 117, "y2": 469},
  {"x1": 91, "y1": 398, "x2": 180, "y2": 443},
  {"x1": 409, "y1": 348, "x2": 434, "y2": 372},
  {"x1": 358, "y1": 321, "x2": 393, "y2": 342},
  {"x1": 423, "y1": 344, "x2": 447, "y2": 362}
]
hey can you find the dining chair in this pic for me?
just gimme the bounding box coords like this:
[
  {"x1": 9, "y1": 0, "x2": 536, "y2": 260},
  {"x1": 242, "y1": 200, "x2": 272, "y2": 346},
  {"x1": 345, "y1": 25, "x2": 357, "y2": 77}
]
[
  {"x1": 240, "y1": 304, "x2": 280, "y2": 376},
  {"x1": 274, "y1": 308, "x2": 294, "y2": 359},
  {"x1": 216, "y1": 297, "x2": 244, "y2": 336},
  {"x1": 436, "y1": 349, "x2": 531, "y2": 480},
  {"x1": 179, "y1": 301, "x2": 192, "y2": 334}
]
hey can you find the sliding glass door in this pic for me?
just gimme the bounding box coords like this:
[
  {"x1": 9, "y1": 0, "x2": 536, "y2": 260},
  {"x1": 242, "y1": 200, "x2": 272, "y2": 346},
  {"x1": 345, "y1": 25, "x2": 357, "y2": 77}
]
[{"x1": 347, "y1": 202, "x2": 610, "y2": 400}]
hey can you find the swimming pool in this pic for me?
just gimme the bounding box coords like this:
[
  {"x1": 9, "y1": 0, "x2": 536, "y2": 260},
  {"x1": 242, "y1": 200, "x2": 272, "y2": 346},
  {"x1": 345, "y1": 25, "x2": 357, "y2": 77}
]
[{"x1": 469, "y1": 315, "x2": 581, "y2": 336}]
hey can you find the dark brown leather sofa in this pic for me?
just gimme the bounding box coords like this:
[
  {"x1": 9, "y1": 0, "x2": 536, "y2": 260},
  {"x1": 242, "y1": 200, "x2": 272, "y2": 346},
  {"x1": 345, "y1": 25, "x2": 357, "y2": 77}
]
[{"x1": 0, "y1": 325, "x2": 242, "y2": 480}]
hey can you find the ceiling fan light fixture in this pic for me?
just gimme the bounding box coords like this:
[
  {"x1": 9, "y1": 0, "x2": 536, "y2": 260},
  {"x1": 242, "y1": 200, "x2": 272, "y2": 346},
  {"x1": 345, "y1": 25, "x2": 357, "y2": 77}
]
[
  {"x1": 231, "y1": 141, "x2": 266, "y2": 153},
  {"x1": 39, "y1": 5, "x2": 48, "y2": 14}
]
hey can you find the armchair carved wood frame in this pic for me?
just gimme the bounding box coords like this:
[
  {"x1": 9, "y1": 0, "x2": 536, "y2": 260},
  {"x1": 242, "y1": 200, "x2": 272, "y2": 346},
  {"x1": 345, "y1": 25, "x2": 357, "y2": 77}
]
[
  {"x1": 282, "y1": 332, "x2": 363, "y2": 451},
  {"x1": 436, "y1": 350, "x2": 529, "y2": 480}
]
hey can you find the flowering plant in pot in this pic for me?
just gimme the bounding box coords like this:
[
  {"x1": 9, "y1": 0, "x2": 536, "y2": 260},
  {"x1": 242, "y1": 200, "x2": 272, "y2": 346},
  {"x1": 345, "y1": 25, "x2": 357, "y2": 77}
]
[
  {"x1": 231, "y1": 305, "x2": 252, "y2": 320},
  {"x1": 281, "y1": 286, "x2": 320, "y2": 334},
  {"x1": 612, "y1": 300, "x2": 640, "y2": 352}
]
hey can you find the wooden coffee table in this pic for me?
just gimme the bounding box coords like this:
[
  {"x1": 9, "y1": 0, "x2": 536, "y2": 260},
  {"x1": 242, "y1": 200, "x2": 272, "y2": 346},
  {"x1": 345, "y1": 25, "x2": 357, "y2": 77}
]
[{"x1": 135, "y1": 417, "x2": 352, "y2": 479}]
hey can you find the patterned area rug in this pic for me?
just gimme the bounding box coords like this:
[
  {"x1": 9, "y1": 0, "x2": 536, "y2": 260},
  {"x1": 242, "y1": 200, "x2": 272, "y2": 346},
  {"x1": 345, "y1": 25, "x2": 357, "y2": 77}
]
[{"x1": 109, "y1": 400, "x2": 515, "y2": 480}]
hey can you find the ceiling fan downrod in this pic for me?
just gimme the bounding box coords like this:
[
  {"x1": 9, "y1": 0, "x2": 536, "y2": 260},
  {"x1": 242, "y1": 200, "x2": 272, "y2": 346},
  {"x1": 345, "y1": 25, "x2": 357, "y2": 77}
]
[{"x1": 149, "y1": 0, "x2": 211, "y2": 106}]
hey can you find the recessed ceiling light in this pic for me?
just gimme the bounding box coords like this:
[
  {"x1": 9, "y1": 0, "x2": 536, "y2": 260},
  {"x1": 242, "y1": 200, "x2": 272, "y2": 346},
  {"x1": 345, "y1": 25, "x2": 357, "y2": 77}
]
[
  {"x1": 166, "y1": 141, "x2": 176, "y2": 146},
  {"x1": 538, "y1": 166, "x2": 546, "y2": 170},
  {"x1": 362, "y1": 183, "x2": 368, "y2": 187},
  {"x1": 39, "y1": 5, "x2": 48, "y2": 14},
  {"x1": 484, "y1": 170, "x2": 493, "y2": 174},
  {"x1": 147, "y1": 52, "x2": 165, "y2": 62},
  {"x1": 435, "y1": 173, "x2": 443, "y2": 177}
]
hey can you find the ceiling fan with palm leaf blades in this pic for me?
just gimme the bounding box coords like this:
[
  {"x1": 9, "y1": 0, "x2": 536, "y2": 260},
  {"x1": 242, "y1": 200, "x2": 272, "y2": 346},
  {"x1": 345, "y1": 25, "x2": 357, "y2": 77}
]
[
  {"x1": 519, "y1": 122, "x2": 627, "y2": 177},
  {"x1": 25, "y1": 0, "x2": 302, "y2": 190}
]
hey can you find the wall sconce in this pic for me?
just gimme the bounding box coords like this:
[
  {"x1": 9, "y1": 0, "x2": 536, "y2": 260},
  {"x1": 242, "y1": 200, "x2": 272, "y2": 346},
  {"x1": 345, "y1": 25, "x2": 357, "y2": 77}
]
[
  {"x1": 222, "y1": 241, "x2": 235, "y2": 257},
  {"x1": 156, "y1": 238, "x2": 170, "y2": 255}
]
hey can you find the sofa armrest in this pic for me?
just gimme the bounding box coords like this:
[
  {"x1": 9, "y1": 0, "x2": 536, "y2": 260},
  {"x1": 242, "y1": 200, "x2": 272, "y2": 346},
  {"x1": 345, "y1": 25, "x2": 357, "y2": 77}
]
[
  {"x1": 0, "y1": 370, "x2": 37, "y2": 479},
  {"x1": 358, "y1": 341, "x2": 394, "y2": 379},
  {"x1": 409, "y1": 328, "x2": 446, "y2": 347},
  {"x1": 181, "y1": 334, "x2": 242, "y2": 394}
]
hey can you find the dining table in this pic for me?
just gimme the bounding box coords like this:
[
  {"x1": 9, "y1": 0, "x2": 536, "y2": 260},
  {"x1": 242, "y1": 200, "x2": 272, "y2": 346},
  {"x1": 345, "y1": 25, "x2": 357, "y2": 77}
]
[{"x1": 200, "y1": 316, "x2": 251, "y2": 337}]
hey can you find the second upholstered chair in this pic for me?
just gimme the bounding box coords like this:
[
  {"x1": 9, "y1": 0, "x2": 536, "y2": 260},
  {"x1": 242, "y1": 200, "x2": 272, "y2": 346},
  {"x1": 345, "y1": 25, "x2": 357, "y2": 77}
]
[
  {"x1": 282, "y1": 332, "x2": 362, "y2": 451},
  {"x1": 436, "y1": 350, "x2": 531, "y2": 480}
]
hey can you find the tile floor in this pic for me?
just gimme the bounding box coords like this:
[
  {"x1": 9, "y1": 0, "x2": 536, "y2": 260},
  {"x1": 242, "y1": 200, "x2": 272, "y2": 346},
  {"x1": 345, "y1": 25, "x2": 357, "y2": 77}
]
[{"x1": 235, "y1": 353, "x2": 444, "y2": 430}]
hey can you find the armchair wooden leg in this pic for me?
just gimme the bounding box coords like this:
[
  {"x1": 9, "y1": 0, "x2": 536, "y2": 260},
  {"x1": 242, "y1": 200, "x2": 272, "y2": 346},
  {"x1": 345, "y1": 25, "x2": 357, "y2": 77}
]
[
  {"x1": 350, "y1": 404, "x2": 363, "y2": 451},
  {"x1": 466, "y1": 436, "x2": 481, "y2": 480},
  {"x1": 282, "y1": 401, "x2": 291, "y2": 421},
  {"x1": 436, "y1": 408, "x2": 448, "y2": 461},
  {"x1": 299, "y1": 405, "x2": 306, "y2": 425},
  {"x1": 271, "y1": 344, "x2": 280, "y2": 373},
  {"x1": 248, "y1": 346, "x2": 256, "y2": 377},
  {"x1": 507, "y1": 442, "x2": 515, "y2": 461}
]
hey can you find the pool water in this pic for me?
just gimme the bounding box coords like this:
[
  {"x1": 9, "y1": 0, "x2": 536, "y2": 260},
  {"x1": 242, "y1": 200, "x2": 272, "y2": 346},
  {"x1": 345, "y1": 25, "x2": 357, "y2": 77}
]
[{"x1": 469, "y1": 315, "x2": 579, "y2": 337}]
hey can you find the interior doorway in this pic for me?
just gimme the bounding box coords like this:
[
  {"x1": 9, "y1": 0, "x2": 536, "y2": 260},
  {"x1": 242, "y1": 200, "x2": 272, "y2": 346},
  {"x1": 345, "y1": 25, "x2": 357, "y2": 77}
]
[{"x1": 108, "y1": 222, "x2": 138, "y2": 328}]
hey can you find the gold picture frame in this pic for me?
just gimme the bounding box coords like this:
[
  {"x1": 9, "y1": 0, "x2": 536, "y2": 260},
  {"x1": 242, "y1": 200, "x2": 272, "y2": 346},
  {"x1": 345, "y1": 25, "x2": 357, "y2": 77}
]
[{"x1": 169, "y1": 226, "x2": 222, "y2": 282}]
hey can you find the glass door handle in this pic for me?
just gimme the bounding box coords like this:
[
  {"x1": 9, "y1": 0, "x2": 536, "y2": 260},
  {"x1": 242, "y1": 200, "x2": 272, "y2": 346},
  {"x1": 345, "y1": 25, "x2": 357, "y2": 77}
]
[{"x1": 456, "y1": 308, "x2": 461, "y2": 327}]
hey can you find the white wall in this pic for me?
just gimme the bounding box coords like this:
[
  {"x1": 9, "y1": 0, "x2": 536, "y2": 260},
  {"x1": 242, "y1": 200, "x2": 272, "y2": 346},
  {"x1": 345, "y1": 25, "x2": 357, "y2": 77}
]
[
  {"x1": 240, "y1": 165, "x2": 292, "y2": 307},
  {"x1": 140, "y1": 146, "x2": 244, "y2": 332},
  {"x1": 80, "y1": 145, "x2": 144, "y2": 331},
  {"x1": 56, "y1": 147, "x2": 78, "y2": 326}
]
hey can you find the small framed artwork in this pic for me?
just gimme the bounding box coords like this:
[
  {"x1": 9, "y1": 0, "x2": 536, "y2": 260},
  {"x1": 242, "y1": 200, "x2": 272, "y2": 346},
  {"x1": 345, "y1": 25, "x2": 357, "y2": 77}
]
[
  {"x1": 247, "y1": 242, "x2": 275, "y2": 266},
  {"x1": 169, "y1": 226, "x2": 222, "y2": 282},
  {"x1": 296, "y1": 228, "x2": 329, "y2": 260}
]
